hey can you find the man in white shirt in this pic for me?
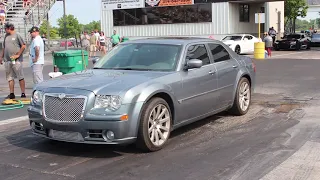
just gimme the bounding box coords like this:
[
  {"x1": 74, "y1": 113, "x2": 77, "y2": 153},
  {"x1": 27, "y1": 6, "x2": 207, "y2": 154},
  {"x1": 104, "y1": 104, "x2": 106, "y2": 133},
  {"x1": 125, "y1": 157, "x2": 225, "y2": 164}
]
[{"x1": 28, "y1": 26, "x2": 44, "y2": 84}]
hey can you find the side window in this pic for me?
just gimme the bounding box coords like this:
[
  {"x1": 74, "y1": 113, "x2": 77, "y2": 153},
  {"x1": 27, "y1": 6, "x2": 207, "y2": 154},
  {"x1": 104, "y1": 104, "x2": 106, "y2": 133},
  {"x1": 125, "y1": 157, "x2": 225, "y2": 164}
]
[
  {"x1": 186, "y1": 44, "x2": 210, "y2": 65},
  {"x1": 244, "y1": 35, "x2": 252, "y2": 40},
  {"x1": 208, "y1": 43, "x2": 231, "y2": 63}
]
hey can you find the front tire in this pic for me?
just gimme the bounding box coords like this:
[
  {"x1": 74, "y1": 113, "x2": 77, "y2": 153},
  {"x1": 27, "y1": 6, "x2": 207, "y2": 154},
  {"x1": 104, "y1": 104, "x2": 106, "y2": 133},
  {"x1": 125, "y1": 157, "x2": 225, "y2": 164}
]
[
  {"x1": 235, "y1": 45, "x2": 241, "y2": 54},
  {"x1": 136, "y1": 97, "x2": 172, "y2": 152},
  {"x1": 229, "y1": 77, "x2": 251, "y2": 116}
]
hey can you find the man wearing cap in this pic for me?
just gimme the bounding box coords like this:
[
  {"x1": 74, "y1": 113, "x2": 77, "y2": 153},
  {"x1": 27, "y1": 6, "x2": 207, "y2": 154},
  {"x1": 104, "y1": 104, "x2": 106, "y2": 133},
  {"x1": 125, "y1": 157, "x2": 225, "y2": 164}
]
[
  {"x1": 0, "y1": 23, "x2": 26, "y2": 99},
  {"x1": 29, "y1": 26, "x2": 44, "y2": 84}
]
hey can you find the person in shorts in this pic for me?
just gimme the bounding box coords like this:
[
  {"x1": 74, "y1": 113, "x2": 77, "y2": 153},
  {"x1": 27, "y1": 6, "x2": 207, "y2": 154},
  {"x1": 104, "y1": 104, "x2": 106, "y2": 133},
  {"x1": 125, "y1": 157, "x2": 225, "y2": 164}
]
[
  {"x1": 89, "y1": 31, "x2": 97, "y2": 57},
  {"x1": 29, "y1": 26, "x2": 44, "y2": 84},
  {"x1": 99, "y1": 31, "x2": 106, "y2": 55},
  {"x1": 0, "y1": 23, "x2": 27, "y2": 99}
]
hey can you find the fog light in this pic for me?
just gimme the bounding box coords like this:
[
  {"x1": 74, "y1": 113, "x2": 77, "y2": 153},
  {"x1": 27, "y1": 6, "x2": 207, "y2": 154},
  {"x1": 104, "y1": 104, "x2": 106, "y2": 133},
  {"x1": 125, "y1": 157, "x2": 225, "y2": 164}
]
[{"x1": 106, "y1": 131, "x2": 115, "y2": 140}]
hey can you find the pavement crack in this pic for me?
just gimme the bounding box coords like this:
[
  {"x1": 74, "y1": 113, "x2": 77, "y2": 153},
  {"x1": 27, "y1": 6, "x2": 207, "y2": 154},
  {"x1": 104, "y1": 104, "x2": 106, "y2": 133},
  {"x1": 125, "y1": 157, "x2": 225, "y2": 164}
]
[{"x1": 0, "y1": 163, "x2": 76, "y2": 178}]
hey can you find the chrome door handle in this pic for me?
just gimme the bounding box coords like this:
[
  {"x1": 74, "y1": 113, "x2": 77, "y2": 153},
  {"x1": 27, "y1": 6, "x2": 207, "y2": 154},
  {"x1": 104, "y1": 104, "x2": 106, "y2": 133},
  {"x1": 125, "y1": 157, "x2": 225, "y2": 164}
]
[
  {"x1": 232, "y1": 65, "x2": 238, "y2": 68},
  {"x1": 209, "y1": 70, "x2": 216, "y2": 75}
]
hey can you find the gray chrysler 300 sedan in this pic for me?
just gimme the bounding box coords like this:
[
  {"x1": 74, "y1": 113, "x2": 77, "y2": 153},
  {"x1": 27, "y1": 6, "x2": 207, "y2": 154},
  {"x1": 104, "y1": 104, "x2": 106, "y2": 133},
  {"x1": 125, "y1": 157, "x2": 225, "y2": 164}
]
[{"x1": 28, "y1": 37, "x2": 256, "y2": 152}]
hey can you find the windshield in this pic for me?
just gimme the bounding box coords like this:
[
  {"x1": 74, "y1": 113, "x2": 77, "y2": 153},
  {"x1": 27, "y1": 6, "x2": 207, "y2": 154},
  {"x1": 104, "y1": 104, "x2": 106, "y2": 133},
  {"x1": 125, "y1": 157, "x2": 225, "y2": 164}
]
[
  {"x1": 284, "y1": 35, "x2": 301, "y2": 39},
  {"x1": 222, "y1": 36, "x2": 242, "y2": 41},
  {"x1": 93, "y1": 43, "x2": 182, "y2": 71}
]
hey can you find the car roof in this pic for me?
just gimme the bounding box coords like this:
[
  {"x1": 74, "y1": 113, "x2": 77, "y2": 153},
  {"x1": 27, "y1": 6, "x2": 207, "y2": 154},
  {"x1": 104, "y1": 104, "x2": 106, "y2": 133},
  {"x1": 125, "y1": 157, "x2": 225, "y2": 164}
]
[{"x1": 120, "y1": 37, "x2": 223, "y2": 45}]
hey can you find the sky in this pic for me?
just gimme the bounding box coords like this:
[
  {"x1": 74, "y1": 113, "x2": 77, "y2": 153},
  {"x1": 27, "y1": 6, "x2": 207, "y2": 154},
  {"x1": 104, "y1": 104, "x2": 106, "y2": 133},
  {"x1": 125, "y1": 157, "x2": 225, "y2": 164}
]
[
  {"x1": 48, "y1": 0, "x2": 101, "y2": 27},
  {"x1": 298, "y1": 12, "x2": 319, "y2": 21}
]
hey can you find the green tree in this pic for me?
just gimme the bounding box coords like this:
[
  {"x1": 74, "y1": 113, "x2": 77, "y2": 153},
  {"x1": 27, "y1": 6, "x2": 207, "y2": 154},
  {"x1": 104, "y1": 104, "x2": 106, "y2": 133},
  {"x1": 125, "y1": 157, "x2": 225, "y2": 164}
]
[
  {"x1": 39, "y1": 20, "x2": 59, "y2": 39},
  {"x1": 81, "y1": 20, "x2": 101, "y2": 32},
  {"x1": 57, "y1": 14, "x2": 81, "y2": 39},
  {"x1": 285, "y1": 0, "x2": 308, "y2": 32},
  {"x1": 295, "y1": 19, "x2": 311, "y2": 31}
]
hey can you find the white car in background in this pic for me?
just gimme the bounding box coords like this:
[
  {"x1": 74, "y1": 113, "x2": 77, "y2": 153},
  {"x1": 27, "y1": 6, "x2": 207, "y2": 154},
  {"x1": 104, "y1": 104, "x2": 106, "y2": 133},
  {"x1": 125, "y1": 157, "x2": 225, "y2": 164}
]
[{"x1": 221, "y1": 34, "x2": 259, "y2": 54}]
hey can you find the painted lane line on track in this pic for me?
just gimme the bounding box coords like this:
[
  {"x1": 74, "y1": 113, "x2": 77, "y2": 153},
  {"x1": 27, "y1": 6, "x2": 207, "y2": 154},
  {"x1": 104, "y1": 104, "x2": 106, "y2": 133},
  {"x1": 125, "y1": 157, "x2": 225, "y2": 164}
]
[
  {"x1": 0, "y1": 116, "x2": 28, "y2": 125},
  {"x1": 271, "y1": 51, "x2": 304, "y2": 58}
]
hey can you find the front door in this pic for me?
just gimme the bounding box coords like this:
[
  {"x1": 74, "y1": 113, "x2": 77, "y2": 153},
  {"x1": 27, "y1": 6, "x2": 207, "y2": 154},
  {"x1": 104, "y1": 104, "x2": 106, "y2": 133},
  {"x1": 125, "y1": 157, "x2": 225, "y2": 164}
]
[
  {"x1": 176, "y1": 43, "x2": 219, "y2": 123},
  {"x1": 208, "y1": 43, "x2": 239, "y2": 107}
]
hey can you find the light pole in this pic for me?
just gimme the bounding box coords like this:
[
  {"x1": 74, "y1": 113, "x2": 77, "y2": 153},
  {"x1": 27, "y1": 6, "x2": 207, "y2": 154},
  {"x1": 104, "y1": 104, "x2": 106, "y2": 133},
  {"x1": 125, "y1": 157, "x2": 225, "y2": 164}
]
[{"x1": 57, "y1": 0, "x2": 67, "y2": 50}]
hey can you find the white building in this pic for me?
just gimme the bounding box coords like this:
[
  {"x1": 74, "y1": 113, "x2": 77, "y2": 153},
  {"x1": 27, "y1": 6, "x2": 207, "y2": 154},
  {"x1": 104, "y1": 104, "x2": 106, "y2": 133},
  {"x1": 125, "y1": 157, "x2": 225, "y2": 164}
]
[{"x1": 101, "y1": 0, "x2": 284, "y2": 40}]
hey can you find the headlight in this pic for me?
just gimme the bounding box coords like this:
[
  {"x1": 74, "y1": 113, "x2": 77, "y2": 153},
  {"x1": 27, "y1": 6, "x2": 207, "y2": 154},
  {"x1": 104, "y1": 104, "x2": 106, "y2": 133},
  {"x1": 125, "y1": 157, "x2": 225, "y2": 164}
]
[
  {"x1": 94, "y1": 95, "x2": 122, "y2": 111},
  {"x1": 32, "y1": 90, "x2": 43, "y2": 104}
]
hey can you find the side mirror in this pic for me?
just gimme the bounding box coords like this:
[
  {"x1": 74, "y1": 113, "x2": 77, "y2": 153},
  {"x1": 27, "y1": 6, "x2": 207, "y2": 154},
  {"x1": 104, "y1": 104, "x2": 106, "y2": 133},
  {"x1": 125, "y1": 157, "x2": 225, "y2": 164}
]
[{"x1": 186, "y1": 59, "x2": 203, "y2": 70}]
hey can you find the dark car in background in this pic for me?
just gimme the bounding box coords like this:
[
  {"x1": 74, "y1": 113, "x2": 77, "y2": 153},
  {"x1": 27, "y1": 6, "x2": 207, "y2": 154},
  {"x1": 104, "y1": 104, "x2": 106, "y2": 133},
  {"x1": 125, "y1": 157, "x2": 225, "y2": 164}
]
[
  {"x1": 311, "y1": 33, "x2": 320, "y2": 46},
  {"x1": 274, "y1": 33, "x2": 311, "y2": 51}
]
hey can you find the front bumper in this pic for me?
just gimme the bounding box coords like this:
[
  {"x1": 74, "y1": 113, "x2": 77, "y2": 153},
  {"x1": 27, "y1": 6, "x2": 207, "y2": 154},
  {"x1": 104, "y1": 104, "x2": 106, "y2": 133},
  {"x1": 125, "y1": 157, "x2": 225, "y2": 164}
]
[
  {"x1": 27, "y1": 102, "x2": 144, "y2": 145},
  {"x1": 274, "y1": 43, "x2": 297, "y2": 50}
]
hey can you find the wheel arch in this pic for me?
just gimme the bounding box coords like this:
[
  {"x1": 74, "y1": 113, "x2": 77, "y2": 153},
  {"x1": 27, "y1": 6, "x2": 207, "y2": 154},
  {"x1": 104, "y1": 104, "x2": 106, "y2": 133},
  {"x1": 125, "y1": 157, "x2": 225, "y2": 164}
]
[
  {"x1": 135, "y1": 86, "x2": 177, "y2": 133},
  {"x1": 230, "y1": 72, "x2": 252, "y2": 107}
]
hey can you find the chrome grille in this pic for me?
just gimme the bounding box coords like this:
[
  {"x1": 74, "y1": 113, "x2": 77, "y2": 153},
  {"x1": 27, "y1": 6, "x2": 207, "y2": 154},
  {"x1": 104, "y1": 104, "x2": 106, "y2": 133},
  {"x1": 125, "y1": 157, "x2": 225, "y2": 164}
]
[{"x1": 44, "y1": 94, "x2": 86, "y2": 122}]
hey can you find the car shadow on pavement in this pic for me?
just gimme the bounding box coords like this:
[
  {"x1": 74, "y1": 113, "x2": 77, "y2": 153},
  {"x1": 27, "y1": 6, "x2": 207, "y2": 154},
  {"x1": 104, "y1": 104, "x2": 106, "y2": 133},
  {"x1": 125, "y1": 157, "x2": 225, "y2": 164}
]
[
  {"x1": 5, "y1": 112, "x2": 231, "y2": 157},
  {"x1": 5, "y1": 129, "x2": 141, "y2": 158},
  {"x1": 170, "y1": 111, "x2": 229, "y2": 138}
]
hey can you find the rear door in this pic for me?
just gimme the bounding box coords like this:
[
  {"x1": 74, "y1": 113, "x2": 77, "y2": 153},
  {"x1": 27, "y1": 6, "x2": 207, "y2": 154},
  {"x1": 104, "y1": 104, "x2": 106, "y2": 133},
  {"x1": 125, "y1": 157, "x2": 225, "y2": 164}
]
[{"x1": 208, "y1": 43, "x2": 239, "y2": 107}]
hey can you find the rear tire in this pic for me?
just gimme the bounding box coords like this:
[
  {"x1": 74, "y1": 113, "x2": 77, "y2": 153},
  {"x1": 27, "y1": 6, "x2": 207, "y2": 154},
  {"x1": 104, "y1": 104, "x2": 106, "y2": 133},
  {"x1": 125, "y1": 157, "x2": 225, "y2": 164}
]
[
  {"x1": 136, "y1": 97, "x2": 172, "y2": 152},
  {"x1": 229, "y1": 77, "x2": 251, "y2": 116}
]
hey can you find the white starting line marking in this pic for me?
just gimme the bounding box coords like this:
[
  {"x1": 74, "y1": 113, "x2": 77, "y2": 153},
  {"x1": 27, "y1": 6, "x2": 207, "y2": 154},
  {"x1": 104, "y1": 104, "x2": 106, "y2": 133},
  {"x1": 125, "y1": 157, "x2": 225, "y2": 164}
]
[
  {"x1": 260, "y1": 141, "x2": 320, "y2": 180},
  {"x1": 0, "y1": 116, "x2": 28, "y2": 125},
  {"x1": 271, "y1": 51, "x2": 305, "y2": 58}
]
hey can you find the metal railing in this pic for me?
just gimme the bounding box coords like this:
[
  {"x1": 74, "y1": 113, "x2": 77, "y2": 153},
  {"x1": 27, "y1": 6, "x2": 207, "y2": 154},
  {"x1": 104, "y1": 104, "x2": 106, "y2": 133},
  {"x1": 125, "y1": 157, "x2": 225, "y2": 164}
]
[{"x1": 24, "y1": 0, "x2": 56, "y2": 43}]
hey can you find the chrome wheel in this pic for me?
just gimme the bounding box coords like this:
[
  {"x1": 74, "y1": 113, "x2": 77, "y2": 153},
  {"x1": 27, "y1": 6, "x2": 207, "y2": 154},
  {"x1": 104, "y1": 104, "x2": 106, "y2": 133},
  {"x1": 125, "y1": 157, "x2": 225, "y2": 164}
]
[
  {"x1": 239, "y1": 81, "x2": 250, "y2": 112},
  {"x1": 148, "y1": 104, "x2": 171, "y2": 147}
]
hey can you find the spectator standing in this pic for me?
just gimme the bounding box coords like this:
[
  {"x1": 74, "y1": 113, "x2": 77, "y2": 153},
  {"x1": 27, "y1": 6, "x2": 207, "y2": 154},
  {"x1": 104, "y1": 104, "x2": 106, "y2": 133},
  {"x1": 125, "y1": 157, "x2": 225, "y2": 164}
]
[
  {"x1": 263, "y1": 32, "x2": 273, "y2": 58},
  {"x1": 268, "y1": 27, "x2": 277, "y2": 44},
  {"x1": 99, "y1": 31, "x2": 106, "y2": 55},
  {"x1": 81, "y1": 31, "x2": 90, "y2": 51},
  {"x1": 111, "y1": 30, "x2": 121, "y2": 47},
  {"x1": 89, "y1": 31, "x2": 97, "y2": 57},
  {"x1": 0, "y1": 2, "x2": 6, "y2": 25},
  {"x1": 0, "y1": 23, "x2": 27, "y2": 99},
  {"x1": 94, "y1": 30, "x2": 100, "y2": 51},
  {"x1": 29, "y1": 26, "x2": 44, "y2": 84},
  {"x1": 41, "y1": 33, "x2": 47, "y2": 51}
]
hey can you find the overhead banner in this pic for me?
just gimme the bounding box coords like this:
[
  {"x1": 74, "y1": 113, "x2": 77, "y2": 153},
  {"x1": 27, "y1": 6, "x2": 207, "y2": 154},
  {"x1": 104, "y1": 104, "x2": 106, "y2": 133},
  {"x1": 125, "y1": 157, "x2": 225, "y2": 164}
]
[
  {"x1": 102, "y1": 0, "x2": 144, "y2": 10},
  {"x1": 145, "y1": 0, "x2": 193, "y2": 7}
]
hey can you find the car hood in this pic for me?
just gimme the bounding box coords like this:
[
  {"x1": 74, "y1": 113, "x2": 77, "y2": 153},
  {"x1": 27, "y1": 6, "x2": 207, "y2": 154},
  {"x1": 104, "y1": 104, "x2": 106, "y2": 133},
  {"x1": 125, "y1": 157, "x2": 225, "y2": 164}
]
[{"x1": 38, "y1": 69, "x2": 173, "y2": 94}]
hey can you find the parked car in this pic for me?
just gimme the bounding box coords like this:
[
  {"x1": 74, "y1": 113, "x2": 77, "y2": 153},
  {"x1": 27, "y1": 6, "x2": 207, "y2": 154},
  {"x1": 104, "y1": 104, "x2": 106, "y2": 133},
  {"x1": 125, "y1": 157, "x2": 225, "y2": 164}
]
[
  {"x1": 311, "y1": 33, "x2": 320, "y2": 46},
  {"x1": 274, "y1": 33, "x2": 311, "y2": 51},
  {"x1": 28, "y1": 37, "x2": 256, "y2": 152},
  {"x1": 221, "y1": 34, "x2": 259, "y2": 55}
]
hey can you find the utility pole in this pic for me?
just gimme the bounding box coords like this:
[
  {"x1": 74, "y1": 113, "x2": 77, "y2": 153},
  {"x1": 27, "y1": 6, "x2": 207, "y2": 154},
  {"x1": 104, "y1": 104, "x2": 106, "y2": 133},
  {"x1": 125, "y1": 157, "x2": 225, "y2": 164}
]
[
  {"x1": 63, "y1": 0, "x2": 67, "y2": 50},
  {"x1": 57, "y1": 0, "x2": 68, "y2": 50},
  {"x1": 47, "y1": 0, "x2": 51, "y2": 50}
]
